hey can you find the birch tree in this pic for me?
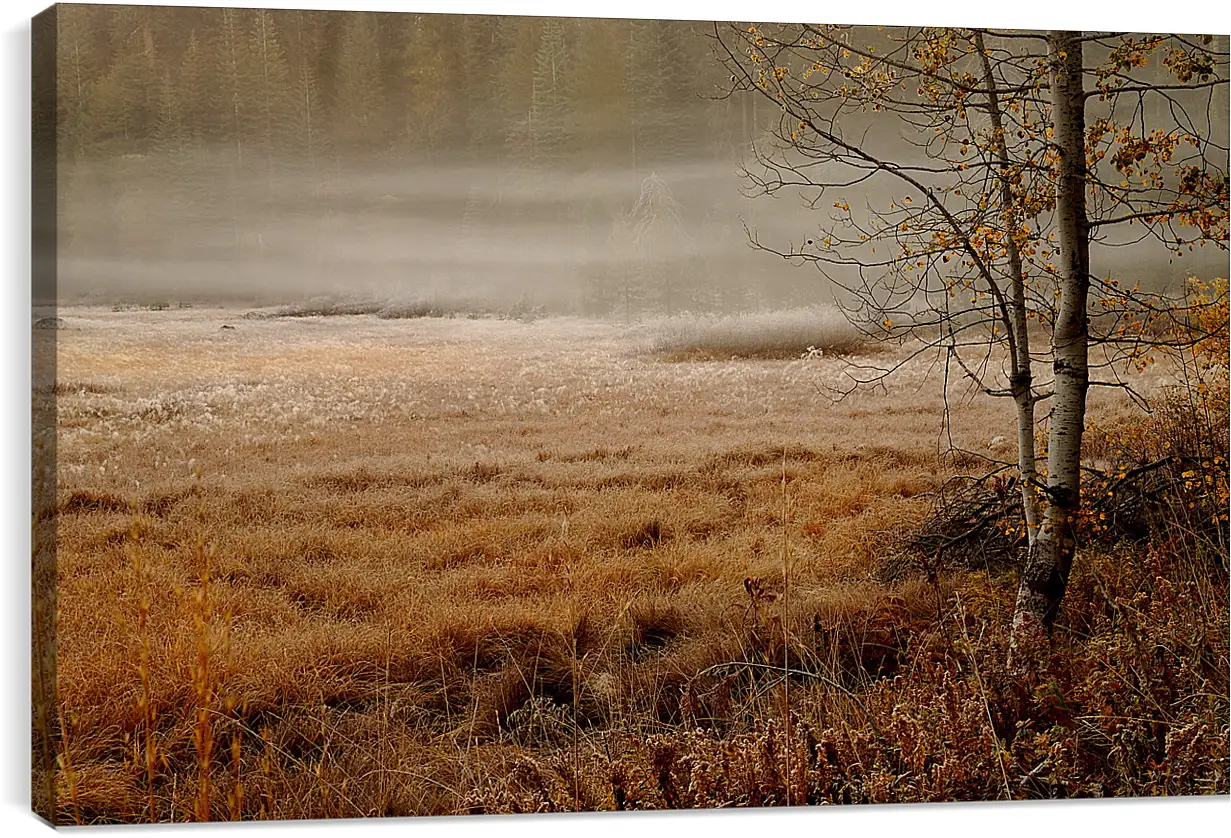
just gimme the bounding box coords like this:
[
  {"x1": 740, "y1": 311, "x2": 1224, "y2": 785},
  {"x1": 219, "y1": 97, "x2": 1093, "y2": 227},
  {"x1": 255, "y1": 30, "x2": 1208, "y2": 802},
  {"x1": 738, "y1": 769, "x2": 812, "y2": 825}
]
[{"x1": 716, "y1": 25, "x2": 1228, "y2": 657}]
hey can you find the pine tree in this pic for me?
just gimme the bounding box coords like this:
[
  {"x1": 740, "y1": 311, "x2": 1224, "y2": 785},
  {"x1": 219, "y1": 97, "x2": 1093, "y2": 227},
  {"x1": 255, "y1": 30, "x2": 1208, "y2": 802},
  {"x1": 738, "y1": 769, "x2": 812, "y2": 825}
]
[
  {"x1": 55, "y1": 4, "x2": 102, "y2": 159},
  {"x1": 627, "y1": 172, "x2": 690, "y2": 314},
  {"x1": 625, "y1": 20, "x2": 680, "y2": 171},
  {"x1": 54, "y1": 6, "x2": 103, "y2": 257},
  {"x1": 457, "y1": 15, "x2": 506, "y2": 154},
  {"x1": 669, "y1": 21, "x2": 725, "y2": 161},
  {"x1": 570, "y1": 18, "x2": 631, "y2": 163},
  {"x1": 527, "y1": 18, "x2": 571, "y2": 166},
  {"x1": 333, "y1": 13, "x2": 386, "y2": 151},
  {"x1": 215, "y1": 7, "x2": 254, "y2": 163},
  {"x1": 609, "y1": 208, "x2": 645, "y2": 322},
  {"x1": 177, "y1": 30, "x2": 214, "y2": 146},
  {"x1": 152, "y1": 70, "x2": 184, "y2": 154},
  {"x1": 283, "y1": 10, "x2": 327, "y2": 166},
  {"x1": 79, "y1": 6, "x2": 161, "y2": 155},
  {"x1": 496, "y1": 16, "x2": 540, "y2": 164},
  {"x1": 249, "y1": 9, "x2": 295, "y2": 163},
  {"x1": 452, "y1": 14, "x2": 497, "y2": 156},
  {"x1": 403, "y1": 14, "x2": 455, "y2": 155}
]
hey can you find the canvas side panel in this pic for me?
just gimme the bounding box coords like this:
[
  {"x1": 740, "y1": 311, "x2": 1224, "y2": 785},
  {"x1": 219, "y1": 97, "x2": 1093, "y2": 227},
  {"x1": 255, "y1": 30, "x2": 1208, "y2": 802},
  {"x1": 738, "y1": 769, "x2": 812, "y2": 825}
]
[{"x1": 31, "y1": 1, "x2": 59, "y2": 827}]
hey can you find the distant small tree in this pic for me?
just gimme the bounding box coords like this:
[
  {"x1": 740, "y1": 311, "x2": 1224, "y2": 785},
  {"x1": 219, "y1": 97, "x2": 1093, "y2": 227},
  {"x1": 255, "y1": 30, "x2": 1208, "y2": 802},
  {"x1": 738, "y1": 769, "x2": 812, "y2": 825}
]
[
  {"x1": 153, "y1": 70, "x2": 185, "y2": 154},
  {"x1": 716, "y1": 24, "x2": 1228, "y2": 660},
  {"x1": 609, "y1": 207, "x2": 646, "y2": 323},
  {"x1": 627, "y1": 172, "x2": 692, "y2": 316}
]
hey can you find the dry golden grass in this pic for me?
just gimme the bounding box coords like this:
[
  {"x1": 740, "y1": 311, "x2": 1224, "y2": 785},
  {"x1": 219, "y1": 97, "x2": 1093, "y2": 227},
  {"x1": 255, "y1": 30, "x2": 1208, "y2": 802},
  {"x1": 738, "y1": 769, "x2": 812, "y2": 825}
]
[
  {"x1": 40, "y1": 306, "x2": 1220, "y2": 821},
  {"x1": 635, "y1": 307, "x2": 868, "y2": 360}
]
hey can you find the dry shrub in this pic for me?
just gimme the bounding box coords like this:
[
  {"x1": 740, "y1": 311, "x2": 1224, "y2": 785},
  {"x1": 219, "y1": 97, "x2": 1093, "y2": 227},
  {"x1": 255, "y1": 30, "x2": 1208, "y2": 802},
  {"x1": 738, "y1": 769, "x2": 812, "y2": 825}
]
[
  {"x1": 377, "y1": 295, "x2": 527, "y2": 320},
  {"x1": 461, "y1": 750, "x2": 601, "y2": 814},
  {"x1": 536, "y1": 445, "x2": 637, "y2": 464},
  {"x1": 141, "y1": 489, "x2": 194, "y2": 517},
  {"x1": 897, "y1": 472, "x2": 1024, "y2": 577},
  {"x1": 460, "y1": 534, "x2": 1227, "y2": 810},
  {"x1": 377, "y1": 300, "x2": 453, "y2": 319},
  {"x1": 304, "y1": 467, "x2": 393, "y2": 493},
  {"x1": 465, "y1": 461, "x2": 503, "y2": 484},
  {"x1": 56, "y1": 762, "x2": 145, "y2": 823},
  {"x1": 269, "y1": 297, "x2": 386, "y2": 318},
  {"x1": 1081, "y1": 296, "x2": 1229, "y2": 562},
  {"x1": 254, "y1": 294, "x2": 527, "y2": 321},
  {"x1": 43, "y1": 379, "x2": 117, "y2": 395},
  {"x1": 902, "y1": 359, "x2": 1230, "y2": 579}
]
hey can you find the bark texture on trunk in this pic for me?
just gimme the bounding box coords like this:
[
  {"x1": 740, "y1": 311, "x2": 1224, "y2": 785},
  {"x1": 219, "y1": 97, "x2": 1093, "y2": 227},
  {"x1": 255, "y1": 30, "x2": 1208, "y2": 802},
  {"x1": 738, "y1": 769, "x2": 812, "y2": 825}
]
[
  {"x1": 1012, "y1": 31, "x2": 1091, "y2": 653},
  {"x1": 974, "y1": 31, "x2": 1042, "y2": 543}
]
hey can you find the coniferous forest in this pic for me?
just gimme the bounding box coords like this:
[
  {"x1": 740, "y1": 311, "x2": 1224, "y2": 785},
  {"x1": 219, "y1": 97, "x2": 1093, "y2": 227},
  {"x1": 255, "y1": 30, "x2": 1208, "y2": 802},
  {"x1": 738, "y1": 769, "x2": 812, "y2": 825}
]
[{"x1": 49, "y1": 5, "x2": 810, "y2": 314}]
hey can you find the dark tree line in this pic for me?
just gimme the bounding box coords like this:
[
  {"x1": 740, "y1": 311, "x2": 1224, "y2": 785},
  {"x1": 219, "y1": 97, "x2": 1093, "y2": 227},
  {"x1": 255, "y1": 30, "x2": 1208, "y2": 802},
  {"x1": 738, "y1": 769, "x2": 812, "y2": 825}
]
[
  {"x1": 53, "y1": 6, "x2": 742, "y2": 168},
  {"x1": 48, "y1": 6, "x2": 838, "y2": 314},
  {"x1": 51, "y1": 8, "x2": 1209, "y2": 316}
]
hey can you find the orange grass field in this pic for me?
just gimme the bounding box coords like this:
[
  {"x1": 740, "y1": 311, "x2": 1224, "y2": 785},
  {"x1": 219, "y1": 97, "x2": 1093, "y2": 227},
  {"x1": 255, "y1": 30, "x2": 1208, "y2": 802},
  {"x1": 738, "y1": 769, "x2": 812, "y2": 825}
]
[{"x1": 34, "y1": 306, "x2": 1225, "y2": 820}]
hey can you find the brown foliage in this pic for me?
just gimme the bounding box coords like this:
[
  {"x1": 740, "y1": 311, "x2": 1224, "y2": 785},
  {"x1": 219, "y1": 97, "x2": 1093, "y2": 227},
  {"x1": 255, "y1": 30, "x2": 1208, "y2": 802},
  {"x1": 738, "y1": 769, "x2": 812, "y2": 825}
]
[{"x1": 42, "y1": 310, "x2": 1226, "y2": 821}]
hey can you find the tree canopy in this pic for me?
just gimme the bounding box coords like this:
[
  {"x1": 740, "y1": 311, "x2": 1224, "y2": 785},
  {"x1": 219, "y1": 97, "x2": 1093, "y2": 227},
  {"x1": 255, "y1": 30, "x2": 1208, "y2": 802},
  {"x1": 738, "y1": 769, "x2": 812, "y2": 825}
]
[{"x1": 716, "y1": 24, "x2": 1228, "y2": 653}]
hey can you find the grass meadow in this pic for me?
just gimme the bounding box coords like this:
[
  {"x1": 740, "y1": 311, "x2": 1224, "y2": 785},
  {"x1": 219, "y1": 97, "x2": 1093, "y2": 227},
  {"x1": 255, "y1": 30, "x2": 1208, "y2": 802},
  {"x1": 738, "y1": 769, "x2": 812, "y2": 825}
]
[{"x1": 33, "y1": 304, "x2": 1229, "y2": 821}]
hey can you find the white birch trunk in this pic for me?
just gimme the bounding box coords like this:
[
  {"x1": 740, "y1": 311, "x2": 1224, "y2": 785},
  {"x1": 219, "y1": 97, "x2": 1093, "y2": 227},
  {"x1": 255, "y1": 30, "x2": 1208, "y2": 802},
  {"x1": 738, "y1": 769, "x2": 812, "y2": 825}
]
[
  {"x1": 1011, "y1": 31, "x2": 1091, "y2": 651},
  {"x1": 974, "y1": 32, "x2": 1042, "y2": 543}
]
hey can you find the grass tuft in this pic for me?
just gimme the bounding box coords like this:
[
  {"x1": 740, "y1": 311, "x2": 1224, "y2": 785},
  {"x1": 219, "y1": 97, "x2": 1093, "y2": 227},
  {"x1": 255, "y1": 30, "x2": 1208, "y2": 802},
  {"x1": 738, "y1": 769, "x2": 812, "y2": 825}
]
[
  {"x1": 60, "y1": 489, "x2": 132, "y2": 516},
  {"x1": 639, "y1": 307, "x2": 869, "y2": 361}
]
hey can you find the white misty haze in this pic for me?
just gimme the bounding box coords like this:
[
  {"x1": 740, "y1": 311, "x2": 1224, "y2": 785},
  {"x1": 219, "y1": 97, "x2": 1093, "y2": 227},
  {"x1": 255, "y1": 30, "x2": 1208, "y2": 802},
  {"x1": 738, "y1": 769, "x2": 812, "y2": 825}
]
[
  {"x1": 47, "y1": 10, "x2": 1224, "y2": 313},
  {"x1": 57, "y1": 153, "x2": 1218, "y2": 312}
]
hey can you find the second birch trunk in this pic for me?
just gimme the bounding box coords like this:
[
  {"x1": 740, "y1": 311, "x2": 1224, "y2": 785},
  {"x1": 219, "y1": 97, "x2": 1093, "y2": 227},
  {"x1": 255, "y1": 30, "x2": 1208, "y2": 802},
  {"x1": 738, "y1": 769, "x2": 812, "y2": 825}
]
[{"x1": 1011, "y1": 31, "x2": 1091, "y2": 656}]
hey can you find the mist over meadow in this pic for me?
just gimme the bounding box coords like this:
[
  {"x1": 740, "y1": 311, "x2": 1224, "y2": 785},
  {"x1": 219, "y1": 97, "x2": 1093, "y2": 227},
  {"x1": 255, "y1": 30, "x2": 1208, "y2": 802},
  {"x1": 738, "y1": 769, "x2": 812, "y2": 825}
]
[
  {"x1": 48, "y1": 5, "x2": 1218, "y2": 312},
  {"x1": 34, "y1": 9, "x2": 1231, "y2": 821}
]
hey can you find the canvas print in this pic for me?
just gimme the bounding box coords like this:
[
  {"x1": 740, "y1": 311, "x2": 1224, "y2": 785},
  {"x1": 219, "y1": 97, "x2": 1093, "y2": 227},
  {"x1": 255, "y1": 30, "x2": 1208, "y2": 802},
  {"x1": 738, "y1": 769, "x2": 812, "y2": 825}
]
[{"x1": 30, "y1": 2, "x2": 1229, "y2": 824}]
